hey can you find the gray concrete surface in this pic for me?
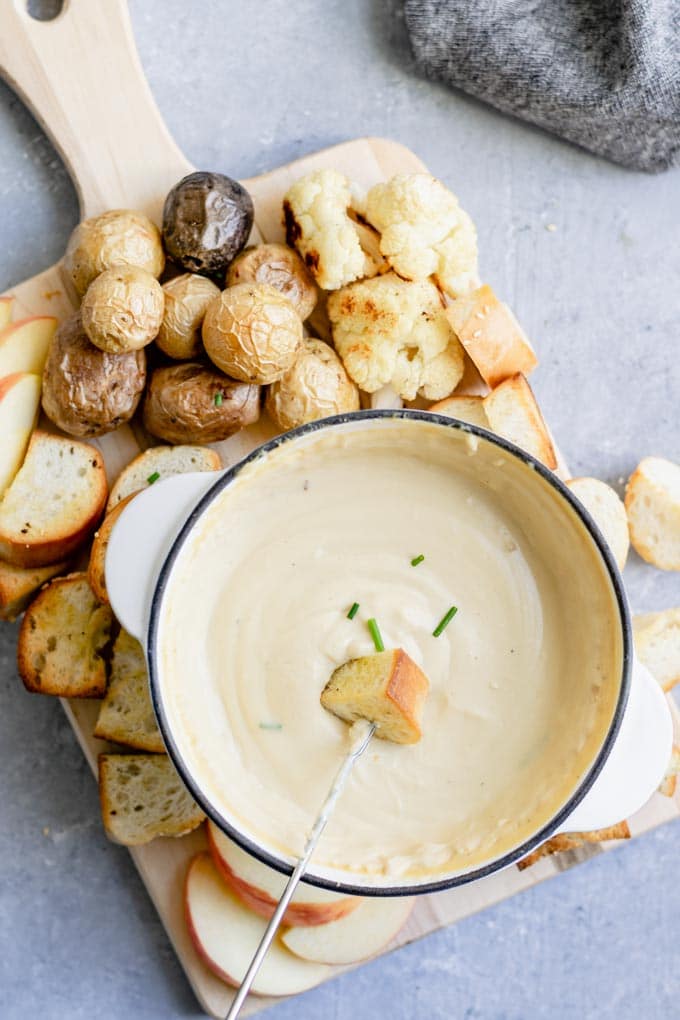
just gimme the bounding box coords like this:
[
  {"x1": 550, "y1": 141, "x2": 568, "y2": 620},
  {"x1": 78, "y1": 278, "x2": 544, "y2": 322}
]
[{"x1": 1, "y1": 2, "x2": 679, "y2": 1018}]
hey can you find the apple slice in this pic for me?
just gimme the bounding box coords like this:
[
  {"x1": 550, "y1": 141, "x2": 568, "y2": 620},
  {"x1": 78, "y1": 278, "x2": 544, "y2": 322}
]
[
  {"x1": 0, "y1": 316, "x2": 57, "y2": 376},
  {"x1": 0, "y1": 373, "x2": 42, "y2": 496},
  {"x1": 185, "y1": 853, "x2": 331, "y2": 995},
  {"x1": 282, "y1": 895, "x2": 414, "y2": 965},
  {"x1": 207, "y1": 820, "x2": 358, "y2": 927},
  {"x1": 0, "y1": 296, "x2": 14, "y2": 330}
]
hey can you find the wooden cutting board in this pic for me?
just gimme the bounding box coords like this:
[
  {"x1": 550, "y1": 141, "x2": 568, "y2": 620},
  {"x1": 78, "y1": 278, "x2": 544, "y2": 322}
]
[{"x1": 2, "y1": 2, "x2": 680, "y2": 1017}]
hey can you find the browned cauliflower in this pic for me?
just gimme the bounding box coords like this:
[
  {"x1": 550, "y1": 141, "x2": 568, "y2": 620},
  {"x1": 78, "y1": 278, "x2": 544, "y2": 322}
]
[
  {"x1": 283, "y1": 169, "x2": 377, "y2": 290},
  {"x1": 365, "y1": 174, "x2": 479, "y2": 298},
  {"x1": 327, "y1": 273, "x2": 465, "y2": 401}
]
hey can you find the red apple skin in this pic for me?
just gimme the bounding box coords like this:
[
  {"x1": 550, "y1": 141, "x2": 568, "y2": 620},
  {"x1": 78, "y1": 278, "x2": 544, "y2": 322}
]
[
  {"x1": 184, "y1": 856, "x2": 241, "y2": 989},
  {"x1": 207, "y1": 824, "x2": 359, "y2": 927},
  {"x1": 0, "y1": 372, "x2": 24, "y2": 401}
]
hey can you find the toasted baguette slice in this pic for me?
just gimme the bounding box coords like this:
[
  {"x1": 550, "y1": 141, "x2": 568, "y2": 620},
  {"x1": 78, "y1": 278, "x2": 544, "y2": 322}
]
[
  {"x1": 658, "y1": 744, "x2": 680, "y2": 797},
  {"x1": 633, "y1": 608, "x2": 680, "y2": 692},
  {"x1": 428, "y1": 394, "x2": 489, "y2": 429},
  {"x1": 98, "y1": 753, "x2": 205, "y2": 845},
  {"x1": 321, "y1": 649, "x2": 429, "y2": 744},
  {"x1": 88, "y1": 494, "x2": 135, "y2": 604},
  {"x1": 625, "y1": 457, "x2": 680, "y2": 570},
  {"x1": 0, "y1": 558, "x2": 69, "y2": 621},
  {"x1": 517, "y1": 821, "x2": 630, "y2": 870},
  {"x1": 567, "y1": 477, "x2": 629, "y2": 571},
  {"x1": 445, "y1": 285, "x2": 537, "y2": 387},
  {"x1": 483, "y1": 373, "x2": 557, "y2": 469},
  {"x1": 107, "y1": 444, "x2": 221, "y2": 513},
  {"x1": 0, "y1": 430, "x2": 107, "y2": 567},
  {"x1": 17, "y1": 572, "x2": 114, "y2": 697},
  {"x1": 94, "y1": 629, "x2": 164, "y2": 752}
]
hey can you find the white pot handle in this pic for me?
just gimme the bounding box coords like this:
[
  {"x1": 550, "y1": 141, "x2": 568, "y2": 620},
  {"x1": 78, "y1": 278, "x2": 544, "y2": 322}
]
[
  {"x1": 555, "y1": 657, "x2": 672, "y2": 834},
  {"x1": 105, "y1": 471, "x2": 221, "y2": 642}
]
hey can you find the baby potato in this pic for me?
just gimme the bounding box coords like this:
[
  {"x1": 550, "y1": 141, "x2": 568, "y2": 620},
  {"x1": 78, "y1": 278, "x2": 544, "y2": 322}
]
[
  {"x1": 202, "y1": 282, "x2": 303, "y2": 385},
  {"x1": 64, "y1": 209, "x2": 164, "y2": 297},
  {"x1": 156, "y1": 273, "x2": 220, "y2": 359},
  {"x1": 226, "y1": 244, "x2": 317, "y2": 321},
  {"x1": 266, "y1": 337, "x2": 359, "y2": 431},
  {"x1": 41, "y1": 312, "x2": 146, "y2": 437},
  {"x1": 82, "y1": 266, "x2": 164, "y2": 354},
  {"x1": 143, "y1": 362, "x2": 260, "y2": 445}
]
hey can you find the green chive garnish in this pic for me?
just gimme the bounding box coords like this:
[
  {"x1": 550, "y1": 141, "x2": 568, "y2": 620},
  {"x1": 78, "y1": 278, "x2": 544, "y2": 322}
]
[
  {"x1": 147, "y1": 471, "x2": 160, "y2": 485},
  {"x1": 367, "y1": 618, "x2": 385, "y2": 652},
  {"x1": 258, "y1": 722, "x2": 282, "y2": 730},
  {"x1": 347, "y1": 602, "x2": 360, "y2": 620},
  {"x1": 433, "y1": 606, "x2": 458, "y2": 637},
  {"x1": 411, "y1": 554, "x2": 425, "y2": 567},
  {"x1": 214, "y1": 391, "x2": 223, "y2": 406}
]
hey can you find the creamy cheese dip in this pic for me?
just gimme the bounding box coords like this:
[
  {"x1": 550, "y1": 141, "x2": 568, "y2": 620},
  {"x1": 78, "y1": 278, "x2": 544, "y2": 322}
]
[{"x1": 160, "y1": 419, "x2": 622, "y2": 881}]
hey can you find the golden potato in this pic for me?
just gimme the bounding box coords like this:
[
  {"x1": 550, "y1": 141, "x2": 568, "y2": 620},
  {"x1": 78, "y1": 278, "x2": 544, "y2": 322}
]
[
  {"x1": 143, "y1": 362, "x2": 261, "y2": 444},
  {"x1": 156, "y1": 273, "x2": 220, "y2": 359},
  {"x1": 82, "y1": 266, "x2": 164, "y2": 354},
  {"x1": 226, "y1": 244, "x2": 317, "y2": 320},
  {"x1": 202, "y1": 283, "x2": 303, "y2": 385},
  {"x1": 64, "y1": 209, "x2": 164, "y2": 297},
  {"x1": 265, "y1": 338, "x2": 359, "y2": 431}
]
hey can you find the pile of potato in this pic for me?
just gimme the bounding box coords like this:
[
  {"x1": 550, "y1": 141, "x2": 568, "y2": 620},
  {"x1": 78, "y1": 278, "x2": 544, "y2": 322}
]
[{"x1": 43, "y1": 171, "x2": 359, "y2": 444}]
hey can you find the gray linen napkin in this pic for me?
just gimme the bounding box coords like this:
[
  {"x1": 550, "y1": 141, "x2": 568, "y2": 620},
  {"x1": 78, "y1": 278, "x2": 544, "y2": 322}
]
[{"x1": 404, "y1": 0, "x2": 680, "y2": 172}]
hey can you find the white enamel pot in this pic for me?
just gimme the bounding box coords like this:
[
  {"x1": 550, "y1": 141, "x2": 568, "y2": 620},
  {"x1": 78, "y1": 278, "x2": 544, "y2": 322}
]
[{"x1": 106, "y1": 411, "x2": 672, "y2": 895}]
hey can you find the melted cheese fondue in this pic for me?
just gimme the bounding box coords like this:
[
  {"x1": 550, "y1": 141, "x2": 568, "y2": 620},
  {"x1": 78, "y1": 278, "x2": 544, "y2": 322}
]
[{"x1": 160, "y1": 419, "x2": 622, "y2": 881}]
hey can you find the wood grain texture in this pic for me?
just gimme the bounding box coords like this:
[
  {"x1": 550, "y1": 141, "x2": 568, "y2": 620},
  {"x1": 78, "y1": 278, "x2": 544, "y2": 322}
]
[{"x1": 1, "y1": 2, "x2": 679, "y2": 1017}]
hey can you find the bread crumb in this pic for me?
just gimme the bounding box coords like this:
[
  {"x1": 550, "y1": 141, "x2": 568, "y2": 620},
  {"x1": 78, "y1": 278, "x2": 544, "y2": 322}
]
[
  {"x1": 42, "y1": 826, "x2": 50, "y2": 836},
  {"x1": 545, "y1": 223, "x2": 557, "y2": 232}
]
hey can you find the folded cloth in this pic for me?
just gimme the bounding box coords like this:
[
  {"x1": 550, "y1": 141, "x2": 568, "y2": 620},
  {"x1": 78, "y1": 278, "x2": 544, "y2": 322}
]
[{"x1": 404, "y1": 0, "x2": 680, "y2": 172}]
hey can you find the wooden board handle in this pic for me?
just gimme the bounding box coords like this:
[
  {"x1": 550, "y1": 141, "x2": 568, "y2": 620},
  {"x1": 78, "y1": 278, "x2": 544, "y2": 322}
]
[{"x1": 0, "y1": 0, "x2": 192, "y2": 220}]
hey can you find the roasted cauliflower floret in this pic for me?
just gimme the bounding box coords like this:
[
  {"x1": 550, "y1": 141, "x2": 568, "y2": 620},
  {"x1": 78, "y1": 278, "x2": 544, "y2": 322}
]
[
  {"x1": 283, "y1": 169, "x2": 376, "y2": 291},
  {"x1": 328, "y1": 272, "x2": 465, "y2": 401},
  {"x1": 365, "y1": 174, "x2": 479, "y2": 298}
]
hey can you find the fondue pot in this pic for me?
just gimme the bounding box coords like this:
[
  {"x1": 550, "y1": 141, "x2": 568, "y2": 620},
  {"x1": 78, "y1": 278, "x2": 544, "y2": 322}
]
[{"x1": 106, "y1": 410, "x2": 672, "y2": 896}]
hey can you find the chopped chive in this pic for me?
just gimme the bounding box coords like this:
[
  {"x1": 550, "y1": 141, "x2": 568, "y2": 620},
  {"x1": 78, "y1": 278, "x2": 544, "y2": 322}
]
[
  {"x1": 433, "y1": 606, "x2": 458, "y2": 637},
  {"x1": 214, "y1": 391, "x2": 223, "y2": 406},
  {"x1": 367, "y1": 618, "x2": 385, "y2": 652},
  {"x1": 411, "y1": 554, "x2": 425, "y2": 567},
  {"x1": 347, "y1": 602, "x2": 360, "y2": 620},
  {"x1": 258, "y1": 721, "x2": 283, "y2": 730},
  {"x1": 147, "y1": 471, "x2": 160, "y2": 485}
]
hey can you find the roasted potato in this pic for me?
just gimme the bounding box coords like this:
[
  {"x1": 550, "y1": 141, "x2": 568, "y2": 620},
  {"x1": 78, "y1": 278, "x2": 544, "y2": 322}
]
[
  {"x1": 156, "y1": 273, "x2": 220, "y2": 359},
  {"x1": 82, "y1": 266, "x2": 165, "y2": 354},
  {"x1": 143, "y1": 362, "x2": 260, "y2": 444},
  {"x1": 64, "y1": 209, "x2": 164, "y2": 297},
  {"x1": 41, "y1": 312, "x2": 146, "y2": 437},
  {"x1": 266, "y1": 338, "x2": 359, "y2": 430},
  {"x1": 226, "y1": 243, "x2": 317, "y2": 320},
  {"x1": 202, "y1": 283, "x2": 303, "y2": 384}
]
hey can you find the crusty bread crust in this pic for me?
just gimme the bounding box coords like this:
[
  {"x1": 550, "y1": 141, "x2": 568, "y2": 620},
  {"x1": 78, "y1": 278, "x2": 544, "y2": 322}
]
[
  {"x1": 445, "y1": 285, "x2": 537, "y2": 387},
  {"x1": 88, "y1": 494, "x2": 135, "y2": 604},
  {"x1": 0, "y1": 430, "x2": 107, "y2": 568},
  {"x1": 567, "y1": 476, "x2": 629, "y2": 571},
  {"x1": 428, "y1": 394, "x2": 489, "y2": 429},
  {"x1": 0, "y1": 558, "x2": 69, "y2": 621},
  {"x1": 633, "y1": 607, "x2": 680, "y2": 692},
  {"x1": 106, "y1": 444, "x2": 222, "y2": 513},
  {"x1": 625, "y1": 457, "x2": 680, "y2": 570},
  {"x1": 483, "y1": 373, "x2": 557, "y2": 469},
  {"x1": 517, "y1": 821, "x2": 630, "y2": 870}
]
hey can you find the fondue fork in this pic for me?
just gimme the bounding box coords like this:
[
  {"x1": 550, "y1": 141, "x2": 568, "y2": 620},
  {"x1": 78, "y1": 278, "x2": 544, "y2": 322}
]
[{"x1": 225, "y1": 722, "x2": 376, "y2": 1019}]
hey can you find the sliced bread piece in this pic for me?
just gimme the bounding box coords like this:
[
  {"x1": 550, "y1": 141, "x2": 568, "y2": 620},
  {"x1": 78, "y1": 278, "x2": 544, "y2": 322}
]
[
  {"x1": 94, "y1": 629, "x2": 163, "y2": 752},
  {"x1": 445, "y1": 285, "x2": 537, "y2": 387},
  {"x1": 17, "y1": 572, "x2": 114, "y2": 697},
  {"x1": 633, "y1": 608, "x2": 680, "y2": 692},
  {"x1": 0, "y1": 558, "x2": 70, "y2": 621},
  {"x1": 658, "y1": 744, "x2": 680, "y2": 797},
  {"x1": 107, "y1": 444, "x2": 221, "y2": 513},
  {"x1": 625, "y1": 457, "x2": 680, "y2": 570},
  {"x1": 321, "y1": 648, "x2": 429, "y2": 744},
  {"x1": 483, "y1": 373, "x2": 557, "y2": 469},
  {"x1": 428, "y1": 394, "x2": 490, "y2": 429},
  {"x1": 98, "y1": 753, "x2": 205, "y2": 845},
  {"x1": 517, "y1": 821, "x2": 630, "y2": 870},
  {"x1": 0, "y1": 430, "x2": 107, "y2": 567},
  {"x1": 88, "y1": 494, "x2": 135, "y2": 604},
  {"x1": 567, "y1": 477, "x2": 629, "y2": 571}
]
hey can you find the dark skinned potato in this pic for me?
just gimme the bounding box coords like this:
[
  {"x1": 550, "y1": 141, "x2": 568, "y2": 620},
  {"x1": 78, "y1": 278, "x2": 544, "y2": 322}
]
[
  {"x1": 226, "y1": 243, "x2": 317, "y2": 320},
  {"x1": 162, "y1": 172, "x2": 254, "y2": 277},
  {"x1": 143, "y1": 362, "x2": 260, "y2": 444},
  {"x1": 41, "y1": 312, "x2": 146, "y2": 437}
]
